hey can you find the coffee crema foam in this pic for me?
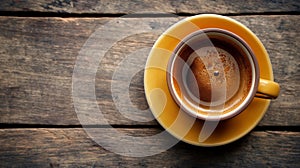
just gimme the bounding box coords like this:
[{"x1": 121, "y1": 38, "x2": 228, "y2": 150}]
[
  {"x1": 172, "y1": 37, "x2": 253, "y2": 114},
  {"x1": 186, "y1": 47, "x2": 240, "y2": 104}
]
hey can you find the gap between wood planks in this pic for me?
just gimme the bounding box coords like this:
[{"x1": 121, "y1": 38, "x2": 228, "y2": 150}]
[
  {"x1": 0, "y1": 123, "x2": 299, "y2": 132},
  {"x1": 0, "y1": 11, "x2": 299, "y2": 18}
]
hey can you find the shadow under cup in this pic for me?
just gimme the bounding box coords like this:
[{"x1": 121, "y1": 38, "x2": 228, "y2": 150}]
[{"x1": 167, "y1": 28, "x2": 259, "y2": 121}]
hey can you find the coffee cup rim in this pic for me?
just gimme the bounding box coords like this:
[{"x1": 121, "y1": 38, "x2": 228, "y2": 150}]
[{"x1": 166, "y1": 28, "x2": 260, "y2": 121}]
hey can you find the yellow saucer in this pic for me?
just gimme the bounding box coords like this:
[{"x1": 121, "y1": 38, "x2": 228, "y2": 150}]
[{"x1": 144, "y1": 14, "x2": 273, "y2": 146}]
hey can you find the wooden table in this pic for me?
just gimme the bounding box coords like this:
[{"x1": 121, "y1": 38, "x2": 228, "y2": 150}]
[{"x1": 0, "y1": 0, "x2": 299, "y2": 167}]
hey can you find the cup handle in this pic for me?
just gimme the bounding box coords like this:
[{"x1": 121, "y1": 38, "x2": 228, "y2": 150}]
[{"x1": 255, "y1": 78, "x2": 280, "y2": 99}]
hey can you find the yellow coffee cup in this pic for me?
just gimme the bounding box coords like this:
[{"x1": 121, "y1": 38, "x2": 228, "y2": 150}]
[{"x1": 166, "y1": 28, "x2": 280, "y2": 121}]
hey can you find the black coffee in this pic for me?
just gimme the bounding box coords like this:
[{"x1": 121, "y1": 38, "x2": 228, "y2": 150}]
[{"x1": 172, "y1": 31, "x2": 253, "y2": 113}]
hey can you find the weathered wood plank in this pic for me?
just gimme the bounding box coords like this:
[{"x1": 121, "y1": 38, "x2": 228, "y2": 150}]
[
  {"x1": 0, "y1": 128, "x2": 299, "y2": 167},
  {"x1": 0, "y1": 16, "x2": 299, "y2": 125},
  {"x1": 0, "y1": 0, "x2": 299, "y2": 14}
]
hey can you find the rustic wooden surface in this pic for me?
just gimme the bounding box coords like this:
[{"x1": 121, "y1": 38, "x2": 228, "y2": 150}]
[
  {"x1": 0, "y1": 0, "x2": 299, "y2": 14},
  {"x1": 0, "y1": 129, "x2": 299, "y2": 167},
  {"x1": 0, "y1": 0, "x2": 299, "y2": 167}
]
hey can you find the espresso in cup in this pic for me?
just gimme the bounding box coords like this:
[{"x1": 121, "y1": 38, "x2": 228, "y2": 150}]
[{"x1": 166, "y1": 28, "x2": 279, "y2": 121}]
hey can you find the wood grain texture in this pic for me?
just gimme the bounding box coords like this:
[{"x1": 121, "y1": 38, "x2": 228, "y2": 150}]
[
  {"x1": 0, "y1": 0, "x2": 299, "y2": 14},
  {"x1": 0, "y1": 128, "x2": 299, "y2": 167},
  {"x1": 0, "y1": 16, "x2": 299, "y2": 125}
]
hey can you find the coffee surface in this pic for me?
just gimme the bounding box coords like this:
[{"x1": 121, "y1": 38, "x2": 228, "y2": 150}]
[
  {"x1": 187, "y1": 47, "x2": 240, "y2": 104},
  {"x1": 172, "y1": 36, "x2": 253, "y2": 113}
]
